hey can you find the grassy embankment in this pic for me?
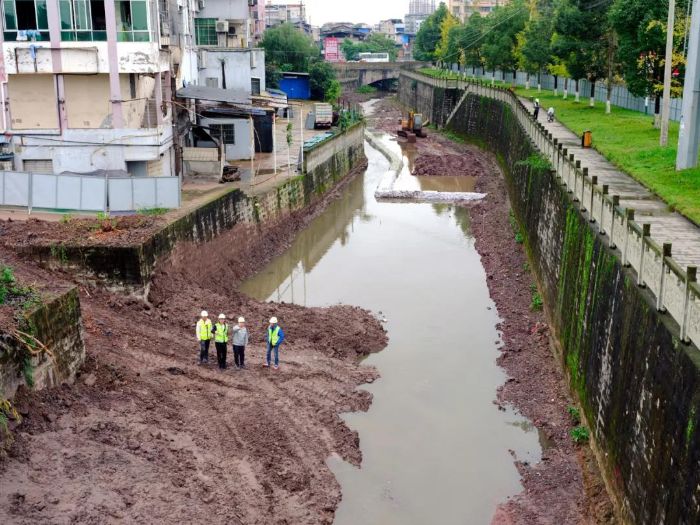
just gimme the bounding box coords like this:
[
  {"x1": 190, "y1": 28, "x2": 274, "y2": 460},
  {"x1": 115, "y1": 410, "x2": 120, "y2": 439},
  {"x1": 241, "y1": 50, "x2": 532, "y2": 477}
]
[{"x1": 418, "y1": 68, "x2": 700, "y2": 224}]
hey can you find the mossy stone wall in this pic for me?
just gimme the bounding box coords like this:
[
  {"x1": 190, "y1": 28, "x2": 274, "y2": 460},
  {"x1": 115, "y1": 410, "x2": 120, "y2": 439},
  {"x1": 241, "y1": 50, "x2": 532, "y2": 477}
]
[{"x1": 399, "y1": 78, "x2": 700, "y2": 523}]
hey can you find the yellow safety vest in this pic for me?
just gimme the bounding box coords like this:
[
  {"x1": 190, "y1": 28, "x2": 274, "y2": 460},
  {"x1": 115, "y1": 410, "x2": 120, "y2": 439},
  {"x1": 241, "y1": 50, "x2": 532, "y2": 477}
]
[
  {"x1": 197, "y1": 319, "x2": 212, "y2": 341},
  {"x1": 268, "y1": 325, "x2": 281, "y2": 346},
  {"x1": 215, "y1": 323, "x2": 228, "y2": 343}
]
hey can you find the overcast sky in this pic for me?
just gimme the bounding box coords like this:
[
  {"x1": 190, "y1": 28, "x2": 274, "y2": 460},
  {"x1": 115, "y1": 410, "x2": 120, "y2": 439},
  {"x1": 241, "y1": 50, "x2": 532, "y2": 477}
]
[{"x1": 301, "y1": 0, "x2": 412, "y2": 26}]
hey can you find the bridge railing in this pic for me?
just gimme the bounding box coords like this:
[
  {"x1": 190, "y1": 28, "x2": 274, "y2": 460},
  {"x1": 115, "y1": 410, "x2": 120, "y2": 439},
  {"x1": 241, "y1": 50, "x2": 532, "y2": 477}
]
[{"x1": 401, "y1": 69, "x2": 700, "y2": 349}]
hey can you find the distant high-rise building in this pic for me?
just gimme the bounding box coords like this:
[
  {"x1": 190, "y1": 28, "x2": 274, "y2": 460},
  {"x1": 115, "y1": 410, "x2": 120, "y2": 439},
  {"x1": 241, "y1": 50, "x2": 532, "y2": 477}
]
[
  {"x1": 409, "y1": 0, "x2": 436, "y2": 15},
  {"x1": 405, "y1": 0, "x2": 436, "y2": 35}
]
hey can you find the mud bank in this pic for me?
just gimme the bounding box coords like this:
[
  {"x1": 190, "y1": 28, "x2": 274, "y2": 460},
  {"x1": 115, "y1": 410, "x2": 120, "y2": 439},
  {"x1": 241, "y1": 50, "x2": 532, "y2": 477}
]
[
  {"x1": 0, "y1": 160, "x2": 390, "y2": 524},
  {"x1": 370, "y1": 97, "x2": 613, "y2": 523}
]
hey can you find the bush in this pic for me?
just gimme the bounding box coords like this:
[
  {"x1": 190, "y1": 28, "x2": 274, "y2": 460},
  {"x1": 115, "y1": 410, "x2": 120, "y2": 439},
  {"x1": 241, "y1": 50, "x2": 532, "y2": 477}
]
[
  {"x1": 309, "y1": 61, "x2": 338, "y2": 101},
  {"x1": 356, "y1": 85, "x2": 378, "y2": 94},
  {"x1": 570, "y1": 425, "x2": 590, "y2": 444}
]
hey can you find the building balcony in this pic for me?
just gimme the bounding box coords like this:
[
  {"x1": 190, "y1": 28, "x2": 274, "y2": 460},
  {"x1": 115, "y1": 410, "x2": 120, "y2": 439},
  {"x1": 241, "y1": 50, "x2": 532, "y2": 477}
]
[{"x1": 2, "y1": 41, "x2": 170, "y2": 75}]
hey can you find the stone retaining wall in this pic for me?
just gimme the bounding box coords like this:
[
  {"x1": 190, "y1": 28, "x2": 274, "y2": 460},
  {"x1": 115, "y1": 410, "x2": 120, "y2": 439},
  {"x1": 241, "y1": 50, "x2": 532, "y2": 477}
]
[
  {"x1": 399, "y1": 74, "x2": 700, "y2": 524},
  {"x1": 1, "y1": 288, "x2": 84, "y2": 399}
]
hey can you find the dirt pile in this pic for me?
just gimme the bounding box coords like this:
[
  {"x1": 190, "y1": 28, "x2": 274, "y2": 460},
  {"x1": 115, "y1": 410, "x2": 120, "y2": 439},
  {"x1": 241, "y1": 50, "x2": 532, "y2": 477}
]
[
  {"x1": 411, "y1": 153, "x2": 487, "y2": 177},
  {"x1": 0, "y1": 161, "x2": 388, "y2": 525},
  {"x1": 0, "y1": 215, "x2": 164, "y2": 248}
]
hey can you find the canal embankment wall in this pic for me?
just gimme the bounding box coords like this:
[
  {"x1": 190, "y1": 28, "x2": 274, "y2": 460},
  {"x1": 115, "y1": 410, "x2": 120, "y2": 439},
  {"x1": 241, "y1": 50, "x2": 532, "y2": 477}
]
[
  {"x1": 16, "y1": 122, "x2": 366, "y2": 292},
  {"x1": 1, "y1": 287, "x2": 84, "y2": 399},
  {"x1": 398, "y1": 73, "x2": 700, "y2": 524}
]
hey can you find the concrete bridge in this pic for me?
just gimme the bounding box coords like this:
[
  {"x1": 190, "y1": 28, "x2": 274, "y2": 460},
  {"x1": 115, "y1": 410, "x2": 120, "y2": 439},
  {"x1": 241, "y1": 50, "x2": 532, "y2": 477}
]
[{"x1": 332, "y1": 61, "x2": 427, "y2": 89}]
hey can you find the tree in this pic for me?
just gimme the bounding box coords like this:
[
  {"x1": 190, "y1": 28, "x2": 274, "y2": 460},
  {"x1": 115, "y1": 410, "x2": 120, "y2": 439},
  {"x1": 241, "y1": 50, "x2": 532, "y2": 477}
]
[
  {"x1": 609, "y1": 0, "x2": 688, "y2": 125},
  {"x1": 414, "y1": 2, "x2": 450, "y2": 62},
  {"x1": 435, "y1": 11, "x2": 460, "y2": 63},
  {"x1": 261, "y1": 23, "x2": 320, "y2": 73},
  {"x1": 341, "y1": 34, "x2": 399, "y2": 61},
  {"x1": 458, "y1": 13, "x2": 487, "y2": 73},
  {"x1": 517, "y1": 11, "x2": 553, "y2": 91},
  {"x1": 551, "y1": 0, "x2": 611, "y2": 105},
  {"x1": 308, "y1": 61, "x2": 337, "y2": 101},
  {"x1": 482, "y1": 0, "x2": 529, "y2": 81}
]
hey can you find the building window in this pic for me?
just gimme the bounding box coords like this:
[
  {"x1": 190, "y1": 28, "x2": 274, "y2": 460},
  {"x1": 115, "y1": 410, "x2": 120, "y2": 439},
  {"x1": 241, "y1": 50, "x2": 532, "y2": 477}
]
[
  {"x1": 115, "y1": 0, "x2": 149, "y2": 42},
  {"x1": 251, "y1": 77, "x2": 261, "y2": 96},
  {"x1": 3, "y1": 0, "x2": 49, "y2": 41},
  {"x1": 59, "y1": 0, "x2": 106, "y2": 41},
  {"x1": 195, "y1": 18, "x2": 217, "y2": 46},
  {"x1": 209, "y1": 124, "x2": 235, "y2": 144}
]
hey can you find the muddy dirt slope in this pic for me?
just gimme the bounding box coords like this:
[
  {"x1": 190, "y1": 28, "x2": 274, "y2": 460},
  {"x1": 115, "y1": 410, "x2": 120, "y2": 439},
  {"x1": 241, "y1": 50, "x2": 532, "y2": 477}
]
[{"x1": 0, "y1": 161, "x2": 389, "y2": 525}]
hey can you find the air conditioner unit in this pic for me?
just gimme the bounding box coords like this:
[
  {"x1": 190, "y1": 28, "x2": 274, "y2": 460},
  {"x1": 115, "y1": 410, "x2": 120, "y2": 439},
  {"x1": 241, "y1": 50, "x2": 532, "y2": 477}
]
[
  {"x1": 215, "y1": 19, "x2": 229, "y2": 33},
  {"x1": 198, "y1": 50, "x2": 207, "y2": 68},
  {"x1": 197, "y1": 0, "x2": 205, "y2": 10},
  {"x1": 160, "y1": 21, "x2": 170, "y2": 36},
  {"x1": 227, "y1": 23, "x2": 237, "y2": 36}
]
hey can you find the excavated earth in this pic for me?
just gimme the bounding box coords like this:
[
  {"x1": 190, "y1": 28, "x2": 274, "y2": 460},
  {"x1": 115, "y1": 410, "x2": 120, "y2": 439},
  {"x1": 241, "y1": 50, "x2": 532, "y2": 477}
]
[
  {"x1": 0, "y1": 161, "x2": 391, "y2": 525},
  {"x1": 371, "y1": 97, "x2": 615, "y2": 525}
]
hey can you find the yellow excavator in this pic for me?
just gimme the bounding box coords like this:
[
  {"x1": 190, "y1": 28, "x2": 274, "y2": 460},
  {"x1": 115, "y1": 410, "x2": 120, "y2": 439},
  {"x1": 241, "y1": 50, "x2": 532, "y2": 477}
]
[{"x1": 397, "y1": 111, "x2": 428, "y2": 143}]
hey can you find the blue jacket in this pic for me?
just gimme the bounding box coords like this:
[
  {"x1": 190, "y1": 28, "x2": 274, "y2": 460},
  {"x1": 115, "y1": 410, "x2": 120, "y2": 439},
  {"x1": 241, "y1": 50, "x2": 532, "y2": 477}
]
[{"x1": 268, "y1": 325, "x2": 285, "y2": 347}]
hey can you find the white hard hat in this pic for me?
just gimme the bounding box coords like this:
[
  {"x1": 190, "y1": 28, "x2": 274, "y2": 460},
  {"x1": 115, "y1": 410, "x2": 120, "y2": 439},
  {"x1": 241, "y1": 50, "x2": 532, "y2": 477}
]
[
  {"x1": 238, "y1": 317, "x2": 245, "y2": 323},
  {"x1": 269, "y1": 317, "x2": 278, "y2": 324},
  {"x1": 218, "y1": 313, "x2": 226, "y2": 319},
  {"x1": 201, "y1": 310, "x2": 208, "y2": 317}
]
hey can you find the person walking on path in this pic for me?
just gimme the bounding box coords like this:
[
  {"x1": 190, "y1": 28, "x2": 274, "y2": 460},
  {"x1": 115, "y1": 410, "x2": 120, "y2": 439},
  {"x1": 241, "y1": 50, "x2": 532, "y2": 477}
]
[
  {"x1": 196, "y1": 311, "x2": 213, "y2": 365},
  {"x1": 264, "y1": 317, "x2": 285, "y2": 370},
  {"x1": 213, "y1": 314, "x2": 229, "y2": 370},
  {"x1": 533, "y1": 98, "x2": 541, "y2": 120},
  {"x1": 232, "y1": 317, "x2": 249, "y2": 369},
  {"x1": 547, "y1": 106, "x2": 555, "y2": 123}
]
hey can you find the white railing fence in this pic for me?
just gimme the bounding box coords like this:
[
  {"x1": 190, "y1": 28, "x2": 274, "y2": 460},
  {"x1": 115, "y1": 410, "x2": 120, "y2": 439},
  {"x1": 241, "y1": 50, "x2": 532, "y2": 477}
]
[{"x1": 402, "y1": 71, "x2": 700, "y2": 349}]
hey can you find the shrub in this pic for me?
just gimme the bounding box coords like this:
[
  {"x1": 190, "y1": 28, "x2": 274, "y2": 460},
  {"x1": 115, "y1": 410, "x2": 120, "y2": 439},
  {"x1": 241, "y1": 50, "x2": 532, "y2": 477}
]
[{"x1": 571, "y1": 426, "x2": 590, "y2": 444}]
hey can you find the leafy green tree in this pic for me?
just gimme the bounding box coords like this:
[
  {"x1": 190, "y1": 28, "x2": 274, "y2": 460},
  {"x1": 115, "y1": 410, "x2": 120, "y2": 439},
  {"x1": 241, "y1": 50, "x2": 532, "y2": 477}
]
[
  {"x1": 517, "y1": 11, "x2": 553, "y2": 90},
  {"x1": 341, "y1": 34, "x2": 398, "y2": 61},
  {"x1": 455, "y1": 13, "x2": 487, "y2": 73},
  {"x1": 609, "y1": 0, "x2": 688, "y2": 123},
  {"x1": 308, "y1": 61, "x2": 337, "y2": 101},
  {"x1": 435, "y1": 11, "x2": 460, "y2": 63},
  {"x1": 551, "y1": 0, "x2": 611, "y2": 104},
  {"x1": 482, "y1": 0, "x2": 529, "y2": 81},
  {"x1": 414, "y1": 2, "x2": 449, "y2": 62},
  {"x1": 261, "y1": 23, "x2": 320, "y2": 73}
]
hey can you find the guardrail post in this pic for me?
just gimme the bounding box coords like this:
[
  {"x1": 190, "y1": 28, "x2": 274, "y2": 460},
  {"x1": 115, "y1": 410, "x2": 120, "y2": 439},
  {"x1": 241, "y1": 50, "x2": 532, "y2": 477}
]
[
  {"x1": 682, "y1": 266, "x2": 697, "y2": 343},
  {"x1": 610, "y1": 195, "x2": 619, "y2": 246},
  {"x1": 557, "y1": 143, "x2": 563, "y2": 179},
  {"x1": 623, "y1": 209, "x2": 634, "y2": 266},
  {"x1": 574, "y1": 160, "x2": 582, "y2": 203},
  {"x1": 588, "y1": 173, "x2": 596, "y2": 220},
  {"x1": 569, "y1": 155, "x2": 576, "y2": 197},
  {"x1": 638, "y1": 223, "x2": 651, "y2": 287},
  {"x1": 657, "y1": 243, "x2": 672, "y2": 312}
]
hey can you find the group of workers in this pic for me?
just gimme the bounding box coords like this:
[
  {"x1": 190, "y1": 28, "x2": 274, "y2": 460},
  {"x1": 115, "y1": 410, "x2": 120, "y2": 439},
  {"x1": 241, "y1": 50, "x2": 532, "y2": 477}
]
[{"x1": 195, "y1": 311, "x2": 286, "y2": 370}]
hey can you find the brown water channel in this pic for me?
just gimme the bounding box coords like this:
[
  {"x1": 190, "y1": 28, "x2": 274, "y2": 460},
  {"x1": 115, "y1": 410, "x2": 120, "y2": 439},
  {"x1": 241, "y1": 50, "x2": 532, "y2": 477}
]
[{"x1": 241, "y1": 133, "x2": 542, "y2": 524}]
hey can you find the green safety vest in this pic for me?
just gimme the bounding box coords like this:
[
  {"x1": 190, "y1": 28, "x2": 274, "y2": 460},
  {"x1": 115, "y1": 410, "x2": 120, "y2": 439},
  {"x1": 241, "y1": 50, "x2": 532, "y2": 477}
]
[
  {"x1": 268, "y1": 325, "x2": 281, "y2": 346},
  {"x1": 215, "y1": 322, "x2": 228, "y2": 343},
  {"x1": 197, "y1": 319, "x2": 212, "y2": 341}
]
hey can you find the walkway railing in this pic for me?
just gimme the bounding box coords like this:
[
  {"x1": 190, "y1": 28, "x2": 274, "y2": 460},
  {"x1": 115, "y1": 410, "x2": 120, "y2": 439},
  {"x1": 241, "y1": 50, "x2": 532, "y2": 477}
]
[{"x1": 401, "y1": 70, "x2": 700, "y2": 348}]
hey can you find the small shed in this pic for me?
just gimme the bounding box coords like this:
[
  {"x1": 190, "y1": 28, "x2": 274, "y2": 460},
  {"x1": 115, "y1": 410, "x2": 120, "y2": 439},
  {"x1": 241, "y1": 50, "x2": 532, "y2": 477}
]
[{"x1": 279, "y1": 72, "x2": 311, "y2": 100}]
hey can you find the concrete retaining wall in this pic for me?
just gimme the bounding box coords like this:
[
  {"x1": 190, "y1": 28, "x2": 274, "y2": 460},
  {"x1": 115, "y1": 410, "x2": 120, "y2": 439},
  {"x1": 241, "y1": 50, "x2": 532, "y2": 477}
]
[
  {"x1": 399, "y1": 76, "x2": 700, "y2": 523},
  {"x1": 24, "y1": 122, "x2": 366, "y2": 291},
  {"x1": 1, "y1": 288, "x2": 85, "y2": 399}
]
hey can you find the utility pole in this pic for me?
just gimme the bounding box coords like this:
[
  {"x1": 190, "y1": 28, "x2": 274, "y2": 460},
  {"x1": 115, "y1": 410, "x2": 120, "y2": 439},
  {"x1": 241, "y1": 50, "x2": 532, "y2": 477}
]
[
  {"x1": 660, "y1": 0, "x2": 676, "y2": 146},
  {"x1": 677, "y1": 0, "x2": 700, "y2": 169}
]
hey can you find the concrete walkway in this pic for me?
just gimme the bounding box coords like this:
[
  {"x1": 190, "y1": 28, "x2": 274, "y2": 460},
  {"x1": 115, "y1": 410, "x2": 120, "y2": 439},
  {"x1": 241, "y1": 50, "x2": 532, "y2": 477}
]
[{"x1": 521, "y1": 97, "x2": 700, "y2": 269}]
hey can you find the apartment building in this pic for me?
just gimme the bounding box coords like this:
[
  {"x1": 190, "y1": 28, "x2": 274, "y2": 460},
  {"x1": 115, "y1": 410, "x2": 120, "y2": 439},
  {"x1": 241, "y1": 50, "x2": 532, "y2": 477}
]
[
  {"x1": 0, "y1": 0, "x2": 198, "y2": 178},
  {"x1": 265, "y1": 2, "x2": 306, "y2": 28}
]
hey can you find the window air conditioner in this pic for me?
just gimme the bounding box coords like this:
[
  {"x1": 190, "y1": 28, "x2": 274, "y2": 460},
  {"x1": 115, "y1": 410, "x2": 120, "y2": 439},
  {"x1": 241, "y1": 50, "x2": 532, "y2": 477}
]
[{"x1": 215, "y1": 20, "x2": 229, "y2": 33}]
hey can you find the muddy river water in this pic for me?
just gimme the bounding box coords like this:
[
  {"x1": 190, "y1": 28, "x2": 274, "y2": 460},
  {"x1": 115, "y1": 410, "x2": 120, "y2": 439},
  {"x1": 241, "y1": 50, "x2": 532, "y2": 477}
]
[{"x1": 241, "y1": 129, "x2": 543, "y2": 523}]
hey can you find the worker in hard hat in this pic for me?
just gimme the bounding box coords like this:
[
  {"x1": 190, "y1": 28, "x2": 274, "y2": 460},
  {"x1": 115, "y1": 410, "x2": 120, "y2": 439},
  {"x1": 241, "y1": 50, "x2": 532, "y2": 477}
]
[
  {"x1": 196, "y1": 311, "x2": 213, "y2": 365},
  {"x1": 232, "y1": 317, "x2": 249, "y2": 369},
  {"x1": 213, "y1": 314, "x2": 229, "y2": 370},
  {"x1": 264, "y1": 317, "x2": 285, "y2": 370}
]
